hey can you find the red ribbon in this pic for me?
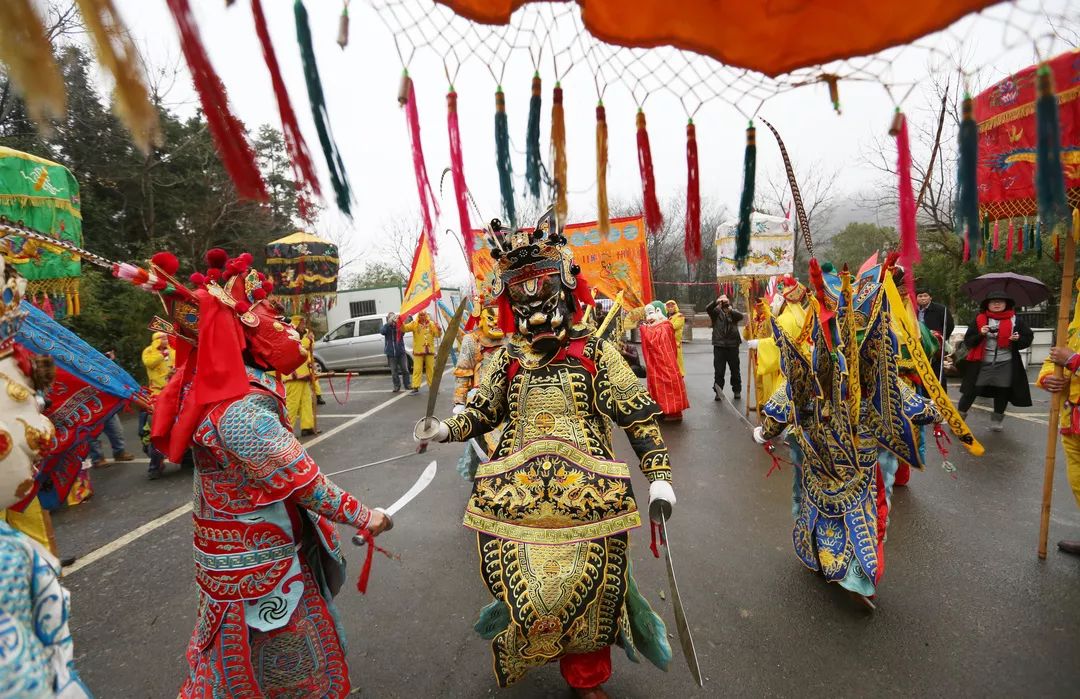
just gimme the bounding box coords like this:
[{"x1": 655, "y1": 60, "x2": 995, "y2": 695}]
[
  {"x1": 355, "y1": 527, "x2": 393, "y2": 594},
  {"x1": 650, "y1": 520, "x2": 661, "y2": 558},
  {"x1": 325, "y1": 375, "x2": 353, "y2": 405}
]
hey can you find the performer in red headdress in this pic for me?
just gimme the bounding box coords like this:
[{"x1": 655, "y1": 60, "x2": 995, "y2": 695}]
[{"x1": 115, "y1": 248, "x2": 390, "y2": 698}]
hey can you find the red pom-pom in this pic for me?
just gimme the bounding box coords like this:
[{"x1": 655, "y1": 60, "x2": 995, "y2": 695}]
[
  {"x1": 150, "y1": 251, "x2": 180, "y2": 276},
  {"x1": 262, "y1": 280, "x2": 274, "y2": 293},
  {"x1": 205, "y1": 248, "x2": 228, "y2": 269},
  {"x1": 151, "y1": 278, "x2": 168, "y2": 292},
  {"x1": 252, "y1": 288, "x2": 267, "y2": 300},
  {"x1": 257, "y1": 272, "x2": 266, "y2": 281},
  {"x1": 238, "y1": 252, "x2": 253, "y2": 265},
  {"x1": 206, "y1": 268, "x2": 222, "y2": 282},
  {"x1": 234, "y1": 300, "x2": 251, "y2": 314},
  {"x1": 233, "y1": 258, "x2": 250, "y2": 274},
  {"x1": 189, "y1": 272, "x2": 206, "y2": 286}
]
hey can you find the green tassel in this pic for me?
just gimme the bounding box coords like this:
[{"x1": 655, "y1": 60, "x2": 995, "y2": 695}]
[
  {"x1": 295, "y1": 0, "x2": 352, "y2": 215},
  {"x1": 1036, "y1": 219, "x2": 1044, "y2": 259},
  {"x1": 494, "y1": 87, "x2": 516, "y2": 227},
  {"x1": 957, "y1": 93, "x2": 979, "y2": 256},
  {"x1": 735, "y1": 121, "x2": 756, "y2": 268},
  {"x1": 620, "y1": 563, "x2": 672, "y2": 671},
  {"x1": 473, "y1": 599, "x2": 509, "y2": 640},
  {"x1": 525, "y1": 73, "x2": 542, "y2": 199},
  {"x1": 1036, "y1": 65, "x2": 1069, "y2": 233},
  {"x1": 983, "y1": 215, "x2": 992, "y2": 260}
]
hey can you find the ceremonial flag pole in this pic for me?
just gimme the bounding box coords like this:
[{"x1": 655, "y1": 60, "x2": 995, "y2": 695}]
[{"x1": 1038, "y1": 221, "x2": 1076, "y2": 559}]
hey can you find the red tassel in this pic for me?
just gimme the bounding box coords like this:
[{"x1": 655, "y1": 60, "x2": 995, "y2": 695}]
[
  {"x1": 636, "y1": 109, "x2": 663, "y2": 235},
  {"x1": 894, "y1": 112, "x2": 919, "y2": 299},
  {"x1": 447, "y1": 89, "x2": 473, "y2": 269},
  {"x1": 684, "y1": 120, "x2": 702, "y2": 264},
  {"x1": 1015, "y1": 220, "x2": 1024, "y2": 254},
  {"x1": 992, "y1": 220, "x2": 1001, "y2": 251},
  {"x1": 763, "y1": 443, "x2": 782, "y2": 478},
  {"x1": 650, "y1": 520, "x2": 661, "y2": 558},
  {"x1": 165, "y1": 0, "x2": 267, "y2": 201},
  {"x1": 1004, "y1": 221, "x2": 1014, "y2": 261},
  {"x1": 963, "y1": 236, "x2": 971, "y2": 262},
  {"x1": 354, "y1": 527, "x2": 393, "y2": 594},
  {"x1": 497, "y1": 292, "x2": 516, "y2": 335},
  {"x1": 572, "y1": 276, "x2": 595, "y2": 322},
  {"x1": 251, "y1": 0, "x2": 321, "y2": 206},
  {"x1": 403, "y1": 74, "x2": 440, "y2": 254}
]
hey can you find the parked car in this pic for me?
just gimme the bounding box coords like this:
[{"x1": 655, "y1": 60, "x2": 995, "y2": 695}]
[{"x1": 312, "y1": 314, "x2": 412, "y2": 372}]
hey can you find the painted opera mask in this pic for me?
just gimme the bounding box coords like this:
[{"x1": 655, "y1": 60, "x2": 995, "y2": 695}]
[{"x1": 507, "y1": 272, "x2": 576, "y2": 353}]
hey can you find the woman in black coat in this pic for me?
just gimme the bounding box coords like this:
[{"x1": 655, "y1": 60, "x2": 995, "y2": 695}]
[{"x1": 957, "y1": 291, "x2": 1033, "y2": 431}]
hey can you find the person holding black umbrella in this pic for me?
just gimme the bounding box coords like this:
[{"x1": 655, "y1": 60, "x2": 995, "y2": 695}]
[{"x1": 956, "y1": 291, "x2": 1034, "y2": 431}]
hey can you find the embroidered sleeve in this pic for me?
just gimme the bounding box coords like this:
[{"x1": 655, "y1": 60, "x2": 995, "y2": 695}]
[
  {"x1": 453, "y1": 334, "x2": 480, "y2": 404},
  {"x1": 625, "y1": 420, "x2": 671, "y2": 482},
  {"x1": 445, "y1": 346, "x2": 509, "y2": 442},
  {"x1": 290, "y1": 472, "x2": 371, "y2": 528}
]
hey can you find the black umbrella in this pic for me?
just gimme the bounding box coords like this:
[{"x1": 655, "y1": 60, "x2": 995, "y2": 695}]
[{"x1": 960, "y1": 272, "x2": 1050, "y2": 307}]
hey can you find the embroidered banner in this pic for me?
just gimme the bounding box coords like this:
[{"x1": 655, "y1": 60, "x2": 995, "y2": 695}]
[
  {"x1": 400, "y1": 231, "x2": 441, "y2": 318},
  {"x1": 716, "y1": 212, "x2": 794, "y2": 280}
]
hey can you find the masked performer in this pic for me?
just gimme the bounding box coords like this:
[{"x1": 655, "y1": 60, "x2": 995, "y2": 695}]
[
  {"x1": 415, "y1": 213, "x2": 674, "y2": 696},
  {"x1": 746, "y1": 276, "x2": 811, "y2": 407},
  {"x1": 754, "y1": 262, "x2": 938, "y2": 609},
  {"x1": 0, "y1": 263, "x2": 90, "y2": 697},
  {"x1": 453, "y1": 291, "x2": 506, "y2": 480},
  {"x1": 403, "y1": 310, "x2": 442, "y2": 394},
  {"x1": 639, "y1": 301, "x2": 690, "y2": 421},
  {"x1": 112, "y1": 249, "x2": 390, "y2": 698}
]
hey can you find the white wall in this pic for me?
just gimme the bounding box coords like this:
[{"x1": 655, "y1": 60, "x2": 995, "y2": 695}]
[{"x1": 323, "y1": 286, "x2": 466, "y2": 335}]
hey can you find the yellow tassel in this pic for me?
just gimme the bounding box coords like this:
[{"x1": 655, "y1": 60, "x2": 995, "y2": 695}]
[
  {"x1": 1073, "y1": 207, "x2": 1079, "y2": 244},
  {"x1": 75, "y1": 0, "x2": 162, "y2": 153},
  {"x1": 551, "y1": 84, "x2": 567, "y2": 225},
  {"x1": 0, "y1": 0, "x2": 66, "y2": 128},
  {"x1": 596, "y1": 102, "x2": 609, "y2": 236}
]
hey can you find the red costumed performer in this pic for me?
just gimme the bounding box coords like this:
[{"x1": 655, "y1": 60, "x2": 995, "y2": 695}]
[
  {"x1": 638, "y1": 301, "x2": 690, "y2": 420},
  {"x1": 115, "y1": 249, "x2": 391, "y2": 698}
]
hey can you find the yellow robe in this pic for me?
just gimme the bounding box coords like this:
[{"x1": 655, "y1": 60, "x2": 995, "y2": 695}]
[
  {"x1": 756, "y1": 302, "x2": 809, "y2": 401},
  {"x1": 281, "y1": 335, "x2": 316, "y2": 431},
  {"x1": 669, "y1": 312, "x2": 686, "y2": 376}
]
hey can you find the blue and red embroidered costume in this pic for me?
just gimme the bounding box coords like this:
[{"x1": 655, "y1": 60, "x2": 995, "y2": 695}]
[{"x1": 181, "y1": 366, "x2": 370, "y2": 698}]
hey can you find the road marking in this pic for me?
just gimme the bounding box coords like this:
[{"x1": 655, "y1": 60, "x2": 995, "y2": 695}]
[
  {"x1": 969, "y1": 404, "x2": 1049, "y2": 425},
  {"x1": 63, "y1": 387, "x2": 421, "y2": 577}
]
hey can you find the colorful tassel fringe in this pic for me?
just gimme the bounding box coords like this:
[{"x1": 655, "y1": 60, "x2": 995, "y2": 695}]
[
  {"x1": 495, "y1": 87, "x2": 516, "y2": 227},
  {"x1": 295, "y1": 0, "x2": 352, "y2": 214},
  {"x1": 893, "y1": 110, "x2": 918, "y2": 299},
  {"x1": 636, "y1": 109, "x2": 663, "y2": 235},
  {"x1": 76, "y1": 0, "x2": 162, "y2": 152},
  {"x1": 1004, "y1": 221, "x2": 1013, "y2": 261},
  {"x1": 402, "y1": 73, "x2": 439, "y2": 253},
  {"x1": 596, "y1": 102, "x2": 609, "y2": 236},
  {"x1": 992, "y1": 220, "x2": 1000, "y2": 251},
  {"x1": 551, "y1": 84, "x2": 567, "y2": 225},
  {"x1": 0, "y1": 0, "x2": 66, "y2": 128},
  {"x1": 525, "y1": 73, "x2": 542, "y2": 200},
  {"x1": 735, "y1": 121, "x2": 757, "y2": 269},
  {"x1": 957, "y1": 93, "x2": 980, "y2": 257},
  {"x1": 251, "y1": 0, "x2": 321, "y2": 211},
  {"x1": 447, "y1": 89, "x2": 474, "y2": 268},
  {"x1": 167, "y1": 0, "x2": 268, "y2": 201},
  {"x1": 1036, "y1": 65, "x2": 1070, "y2": 234},
  {"x1": 684, "y1": 119, "x2": 701, "y2": 265}
]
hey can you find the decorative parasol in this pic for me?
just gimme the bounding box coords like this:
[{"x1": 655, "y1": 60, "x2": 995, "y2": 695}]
[
  {"x1": 264, "y1": 231, "x2": 339, "y2": 315},
  {"x1": 960, "y1": 271, "x2": 1050, "y2": 307},
  {"x1": 0, "y1": 147, "x2": 82, "y2": 317}
]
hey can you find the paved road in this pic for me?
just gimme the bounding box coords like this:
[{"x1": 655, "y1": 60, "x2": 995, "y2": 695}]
[{"x1": 55, "y1": 345, "x2": 1080, "y2": 697}]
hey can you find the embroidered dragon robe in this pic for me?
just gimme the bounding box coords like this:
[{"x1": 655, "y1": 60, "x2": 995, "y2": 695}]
[
  {"x1": 181, "y1": 367, "x2": 372, "y2": 699},
  {"x1": 444, "y1": 331, "x2": 671, "y2": 686}
]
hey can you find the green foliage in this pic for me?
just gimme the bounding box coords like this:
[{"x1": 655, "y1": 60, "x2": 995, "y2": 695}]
[
  {"x1": 341, "y1": 262, "x2": 405, "y2": 290},
  {"x1": 1, "y1": 45, "x2": 302, "y2": 377},
  {"x1": 823, "y1": 222, "x2": 899, "y2": 270}
]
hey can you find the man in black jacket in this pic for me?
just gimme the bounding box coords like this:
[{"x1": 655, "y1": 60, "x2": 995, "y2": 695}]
[
  {"x1": 916, "y1": 288, "x2": 955, "y2": 384},
  {"x1": 706, "y1": 294, "x2": 743, "y2": 401}
]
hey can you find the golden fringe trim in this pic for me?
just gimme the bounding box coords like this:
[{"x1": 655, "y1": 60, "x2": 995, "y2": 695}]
[
  {"x1": 0, "y1": 194, "x2": 83, "y2": 219},
  {"x1": 75, "y1": 0, "x2": 162, "y2": 153},
  {"x1": 265, "y1": 255, "x2": 340, "y2": 264},
  {"x1": 0, "y1": 1, "x2": 66, "y2": 128},
  {"x1": 462, "y1": 510, "x2": 641, "y2": 546},
  {"x1": 977, "y1": 84, "x2": 1080, "y2": 133}
]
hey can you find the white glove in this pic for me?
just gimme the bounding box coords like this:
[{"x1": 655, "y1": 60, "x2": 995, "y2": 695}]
[
  {"x1": 648, "y1": 479, "x2": 676, "y2": 521},
  {"x1": 452, "y1": 403, "x2": 466, "y2": 415},
  {"x1": 747, "y1": 339, "x2": 759, "y2": 350},
  {"x1": 413, "y1": 416, "x2": 449, "y2": 443},
  {"x1": 753, "y1": 425, "x2": 769, "y2": 444}
]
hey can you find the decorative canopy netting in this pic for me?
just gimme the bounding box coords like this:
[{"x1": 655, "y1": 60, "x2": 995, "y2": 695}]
[{"x1": 371, "y1": 0, "x2": 1076, "y2": 120}]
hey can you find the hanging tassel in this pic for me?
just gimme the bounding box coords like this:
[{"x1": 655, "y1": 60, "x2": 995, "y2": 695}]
[
  {"x1": 167, "y1": 0, "x2": 268, "y2": 201},
  {"x1": 0, "y1": 0, "x2": 66, "y2": 128},
  {"x1": 447, "y1": 88, "x2": 474, "y2": 269},
  {"x1": 76, "y1": 0, "x2": 162, "y2": 152},
  {"x1": 1054, "y1": 229, "x2": 1061, "y2": 262},
  {"x1": 982, "y1": 215, "x2": 991, "y2": 262},
  {"x1": 1036, "y1": 64, "x2": 1070, "y2": 234},
  {"x1": 1027, "y1": 218, "x2": 1035, "y2": 251},
  {"x1": 892, "y1": 110, "x2": 919, "y2": 299},
  {"x1": 295, "y1": 0, "x2": 352, "y2": 214},
  {"x1": 551, "y1": 84, "x2": 567, "y2": 225},
  {"x1": 1036, "y1": 220, "x2": 1043, "y2": 260},
  {"x1": 1014, "y1": 220, "x2": 1023, "y2": 255},
  {"x1": 957, "y1": 93, "x2": 980, "y2": 257},
  {"x1": 402, "y1": 72, "x2": 440, "y2": 253},
  {"x1": 735, "y1": 121, "x2": 757, "y2": 269},
  {"x1": 336, "y1": 0, "x2": 349, "y2": 49},
  {"x1": 525, "y1": 73, "x2": 542, "y2": 200},
  {"x1": 962, "y1": 236, "x2": 971, "y2": 262},
  {"x1": 251, "y1": 0, "x2": 322, "y2": 206},
  {"x1": 823, "y1": 74, "x2": 841, "y2": 115},
  {"x1": 992, "y1": 219, "x2": 1001, "y2": 251},
  {"x1": 1004, "y1": 220, "x2": 1013, "y2": 262},
  {"x1": 596, "y1": 102, "x2": 610, "y2": 236},
  {"x1": 684, "y1": 119, "x2": 702, "y2": 264},
  {"x1": 636, "y1": 108, "x2": 663, "y2": 235},
  {"x1": 495, "y1": 87, "x2": 516, "y2": 228}
]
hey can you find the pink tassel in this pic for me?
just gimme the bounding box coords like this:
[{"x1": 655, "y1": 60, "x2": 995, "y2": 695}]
[
  {"x1": 684, "y1": 120, "x2": 701, "y2": 264},
  {"x1": 402, "y1": 74, "x2": 440, "y2": 253},
  {"x1": 447, "y1": 89, "x2": 473, "y2": 268},
  {"x1": 251, "y1": 0, "x2": 321, "y2": 206},
  {"x1": 894, "y1": 111, "x2": 919, "y2": 299},
  {"x1": 1004, "y1": 221, "x2": 1013, "y2": 261},
  {"x1": 1013, "y1": 220, "x2": 1022, "y2": 254},
  {"x1": 992, "y1": 220, "x2": 1000, "y2": 251},
  {"x1": 963, "y1": 236, "x2": 971, "y2": 262}
]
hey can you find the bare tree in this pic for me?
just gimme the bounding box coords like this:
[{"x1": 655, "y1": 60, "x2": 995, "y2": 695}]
[{"x1": 763, "y1": 159, "x2": 840, "y2": 270}]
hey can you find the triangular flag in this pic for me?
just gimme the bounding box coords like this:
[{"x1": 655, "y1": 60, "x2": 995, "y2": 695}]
[{"x1": 399, "y1": 231, "x2": 441, "y2": 320}]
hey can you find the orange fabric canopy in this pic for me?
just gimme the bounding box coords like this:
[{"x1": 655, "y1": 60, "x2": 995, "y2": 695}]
[{"x1": 436, "y1": 0, "x2": 1001, "y2": 77}]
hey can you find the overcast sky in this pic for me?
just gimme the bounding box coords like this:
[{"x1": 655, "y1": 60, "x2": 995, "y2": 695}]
[{"x1": 107, "y1": 0, "x2": 1075, "y2": 286}]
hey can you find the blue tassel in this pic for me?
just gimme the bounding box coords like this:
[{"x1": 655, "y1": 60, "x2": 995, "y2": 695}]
[
  {"x1": 957, "y1": 93, "x2": 980, "y2": 256},
  {"x1": 525, "y1": 74, "x2": 542, "y2": 199},
  {"x1": 1036, "y1": 65, "x2": 1070, "y2": 233},
  {"x1": 494, "y1": 87, "x2": 516, "y2": 227},
  {"x1": 1036, "y1": 219, "x2": 1044, "y2": 259},
  {"x1": 735, "y1": 121, "x2": 756, "y2": 269}
]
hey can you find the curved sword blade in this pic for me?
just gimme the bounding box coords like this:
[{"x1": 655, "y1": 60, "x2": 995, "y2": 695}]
[
  {"x1": 352, "y1": 460, "x2": 437, "y2": 547},
  {"x1": 425, "y1": 297, "x2": 470, "y2": 419},
  {"x1": 661, "y1": 514, "x2": 704, "y2": 687}
]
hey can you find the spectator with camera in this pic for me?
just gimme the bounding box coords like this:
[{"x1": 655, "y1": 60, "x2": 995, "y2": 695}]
[{"x1": 705, "y1": 293, "x2": 743, "y2": 401}]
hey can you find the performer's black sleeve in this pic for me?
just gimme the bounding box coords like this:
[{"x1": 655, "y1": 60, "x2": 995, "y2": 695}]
[{"x1": 444, "y1": 346, "x2": 509, "y2": 442}]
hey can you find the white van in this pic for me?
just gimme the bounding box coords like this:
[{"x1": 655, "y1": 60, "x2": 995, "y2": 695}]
[{"x1": 312, "y1": 314, "x2": 413, "y2": 372}]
